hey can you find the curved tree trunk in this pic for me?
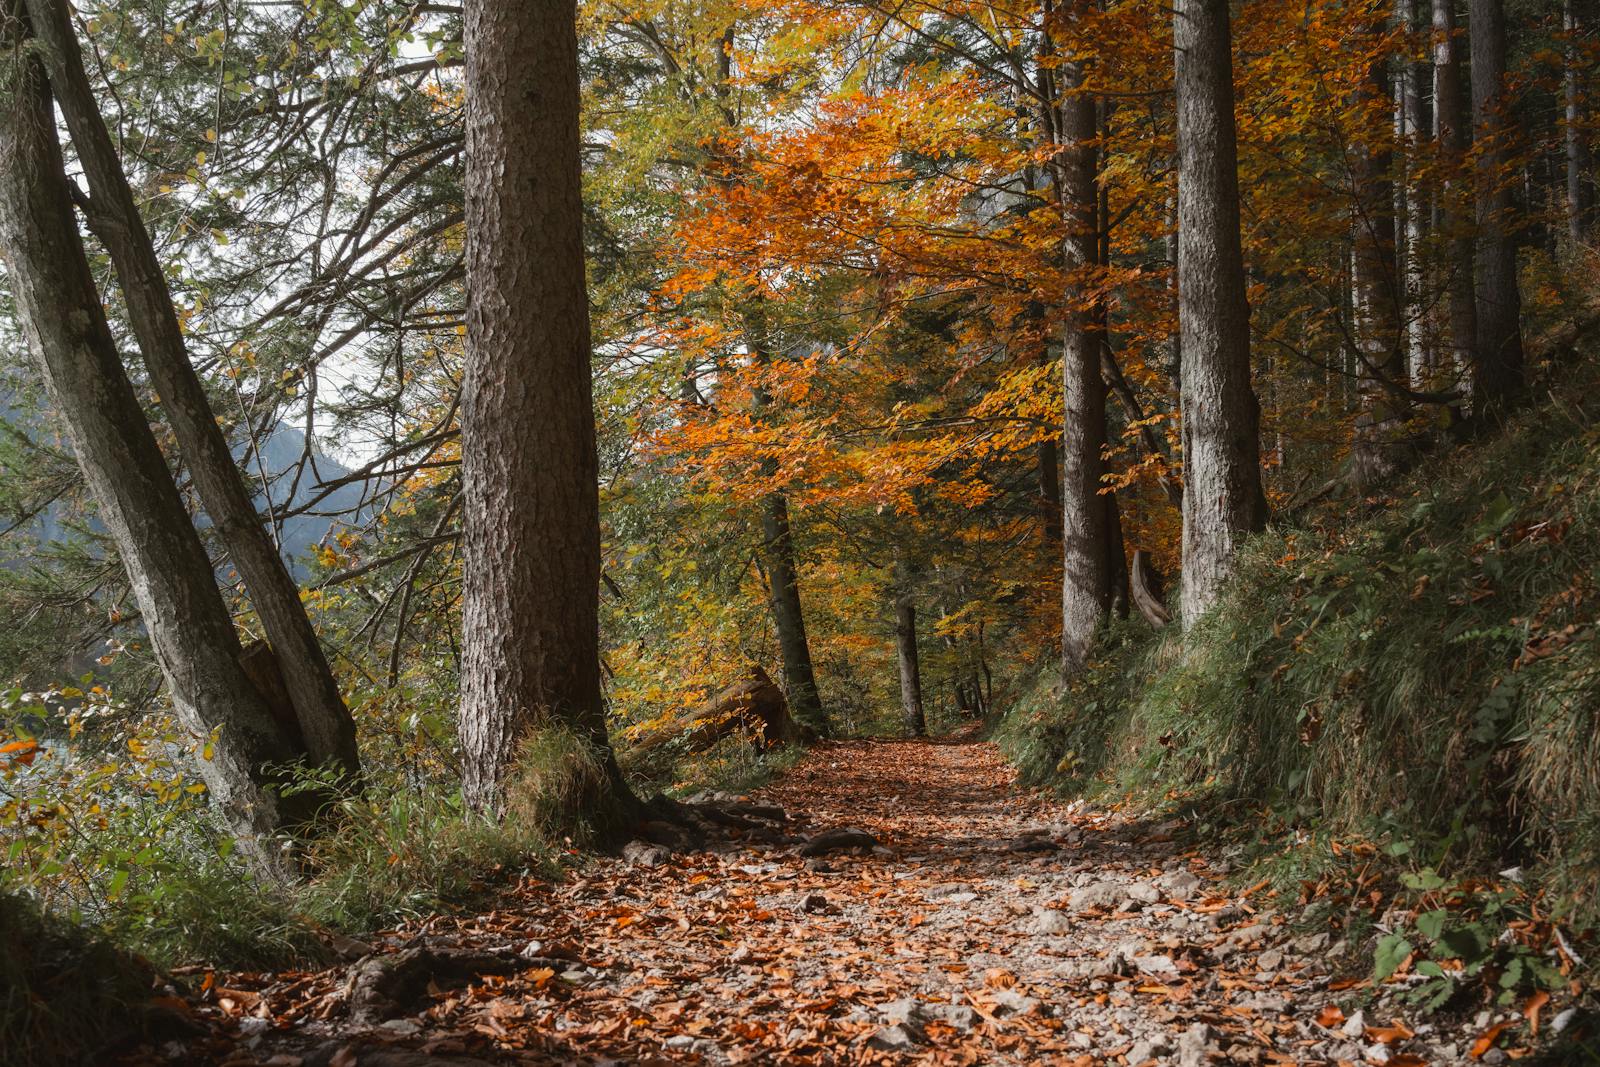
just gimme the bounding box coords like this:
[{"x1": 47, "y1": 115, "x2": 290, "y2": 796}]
[
  {"x1": 457, "y1": 0, "x2": 633, "y2": 820},
  {"x1": 1468, "y1": 0, "x2": 1526, "y2": 413},
  {"x1": 23, "y1": 0, "x2": 359, "y2": 780},
  {"x1": 0, "y1": 7, "x2": 296, "y2": 864},
  {"x1": 1174, "y1": 0, "x2": 1269, "y2": 627}
]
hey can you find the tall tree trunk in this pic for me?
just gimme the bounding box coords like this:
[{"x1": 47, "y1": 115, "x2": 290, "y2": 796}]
[
  {"x1": 893, "y1": 563, "x2": 926, "y2": 737},
  {"x1": 0, "y1": 6, "x2": 297, "y2": 862},
  {"x1": 759, "y1": 490, "x2": 827, "y2": 735},
  {"x1": 741, "y1": 306, "x2": 828, "y2": 737},
  {"x1": 1468, "y1": 0, "x2": 1526, "y2": 413},
  {"x1": 1397, "y1": 0, "x2": 1430, "y2": 380},
  {"x1": 24, "y1": 0, "x2": 359, "y2": 780},
  {"x1": 1057, "y1": 18, "x2": 1113, "y2": 675},
  {"x1": 1434, "y1": 0, "x2": 1479, "y2": 386},
  {"x1": 457, "y1": 0, "x2": 633, "y2": 819},
  {"x1": 1351, "y1": 42, "x2": 1410, "y2": 485},
  {"x1": 1174, "y1": 0, "x2": 1269, "y2": 627},
  {"x1": 1566, "y1": 0, "x2": 1593, "y2": 247}
]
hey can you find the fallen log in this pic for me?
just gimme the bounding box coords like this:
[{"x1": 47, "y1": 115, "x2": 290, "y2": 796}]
[{"x1": 632, "y1": 666, "x2": 794, "y2": 754}]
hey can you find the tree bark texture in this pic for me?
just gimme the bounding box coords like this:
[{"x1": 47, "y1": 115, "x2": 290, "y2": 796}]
[
  {"x1": 1174, "y1": 0, "x2": 1269, "y2": 627},
  {"x1": 758, "y1": 490, "x2": 827, "y2": 735},
  {"x1": 458, "y1": 0, "x2": 629, "y2": 815},
  {"x1": 1057, "y1": 31, "x2": 1113, "y2": 675},
  {"x1": 1434, "y1": 0, "x2": 1479, "y2": 385},
  {"x1": 1566, "y1": 0, "x2": 1593, "y2": 247},
  {"x1": 1468, "y1": 0, "x2": 1526, "y2": 412},
  {"x1": 0, "y1": 6, "x2": 293, "y2": 857},
  {"x1": 894, "y1": 592, "x2": 927, "y2": 738},
  {"x1": 24, "y1": 0, "x2": 359, "y2": 780}
]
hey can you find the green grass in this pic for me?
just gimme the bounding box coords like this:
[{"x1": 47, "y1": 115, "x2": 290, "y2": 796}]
[{"x1": 999, "y1": 380, "x2": 1600, "y2": 928}]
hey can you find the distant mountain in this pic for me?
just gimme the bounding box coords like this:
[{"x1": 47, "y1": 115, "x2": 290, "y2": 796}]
[{"x1": 0, "y1": 388, "x2": 373, "y2": 576}]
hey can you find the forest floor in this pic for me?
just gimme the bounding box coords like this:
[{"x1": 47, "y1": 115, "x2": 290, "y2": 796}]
[{"x1": 145, "y1": 736, "x2": 1534, "y2": 1066}]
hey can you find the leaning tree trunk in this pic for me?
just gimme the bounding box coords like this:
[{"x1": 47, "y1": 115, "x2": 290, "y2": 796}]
[
  {"x1": 1174, "y1": 0, "x2": 1269, "y2": 627},
  {"x1": 457, "y1": 0, "x2": 633, "y2": 821},
  {"x1": 1434, "y1": 0, "x2": 1479, "y2": 390},
  {"x1": 24, "y1": 0, "x2": 359, "y2": 780},
  {"x1": 1056, "y1": 15, "x2": 1113, "y2": 675},
  {"x1": 1566, "y1": 0, "x2": 1593, "y2": 247},
  {"x1": 1468, "y1": 0, "x2": 1526, "y2": 414},
  {"x1": 0, "y1": 8, "x2": 297, "y2": 862}
]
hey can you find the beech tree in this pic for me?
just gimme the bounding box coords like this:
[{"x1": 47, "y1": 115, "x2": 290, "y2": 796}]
[
  {"x1": 0, "y1": 5, "x2": 302, "y2": 859},
  {"x1": 1173, "y1": 0, "x2": 1268, "y2": 626},
  {"x1": 456, "y1": 0, "x2": 635, "y2": 819}
]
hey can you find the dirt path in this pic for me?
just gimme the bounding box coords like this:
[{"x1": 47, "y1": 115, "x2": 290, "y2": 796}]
[{"x1": 160, "y1": 738, "x2": 1508, "y2": 1066}]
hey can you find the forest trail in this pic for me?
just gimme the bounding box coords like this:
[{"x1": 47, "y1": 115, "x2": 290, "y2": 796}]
[{"x1": 171, "y1": 738, "x2": 1486, "y2": 1066}]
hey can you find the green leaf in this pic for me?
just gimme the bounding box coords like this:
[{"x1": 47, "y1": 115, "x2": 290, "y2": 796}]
[
  {"x1": 1416, "y1": 909, "x2": 1449, "y2": 941},
  {"x1": 1374, "y1": 934, "x2": 1413, "y2": 981}
]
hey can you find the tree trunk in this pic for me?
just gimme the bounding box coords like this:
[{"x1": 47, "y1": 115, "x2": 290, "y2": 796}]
[
  {"x1": 1566, "y1": 0, "x2": 1593, "y2": 247},
  {"x1": 742, "y1": 303, "x2": 828, "y2": 738},
  {"x1": 1350, "y1": 42, "x2": 1410, "y2": 485},
  {"x1": 24, "y1": 0, "x2": 359, "y2": 781},
  {"x1": 457, "y1": 0, "x2": 633, "y2": 820},
  {"x1": 894, "y1": 591, "x2": 926, "y2": 738},
  {"x1": 1434, "y1": 0, "x2": 1479, "y2": 386},
  {"x1": 1057, "y1": 23, "x2": 1113, "y2": 675},
  {"x1": 1468, "y1": 0, "x2": 1526, "y2": 413},
  {"x1": 758, "y1": 490, "x2": 827, "y2": 735},
  {"x1": 1038, "y1": 433, "x2": 1063, "y2": 550},
  {"x1": 1174, "y1": 0, "x2": 1269, "y2": 627},
  {"x1": 1397, "y1": 0, "x2": 1430, "y2": 380},
  {"x1": 0, "y1": 8, "x2": 296, "y2": 862}
]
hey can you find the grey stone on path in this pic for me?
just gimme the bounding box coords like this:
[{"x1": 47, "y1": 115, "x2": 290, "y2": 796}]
[{"x1": 868, "y1": 1022, "x2": 927, "y2": 1050}]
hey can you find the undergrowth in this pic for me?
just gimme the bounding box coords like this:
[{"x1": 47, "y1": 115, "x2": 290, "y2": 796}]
[{"x1": 999, "y1": 380, "x2": 1600, "y2": 948}]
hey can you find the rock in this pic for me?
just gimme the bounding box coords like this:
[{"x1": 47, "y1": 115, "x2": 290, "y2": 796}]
[
  {"x1": 1480, "y1": 1050, "x2": 1507, "y2": 1066},
  {"x1": 1128, "y1": 1036, "x2": 1173, "y2": 1063},
  {"x1": 1070, "y1": 882, "x2": 1123, "y2": 912},
  {"x1": 989, "y1": 988, "x2": 1042, "y2": 1017},
  {"x1": 1134, "y1": 954, "x2": 1180, "y2": 977},
  {"x1": 803, "y1": 857, "x2": 837, "y2": 873},
  {"x1": 1161, "y1": 870, "x2": 1205, "y2": 901},
  {"x1": 879, "y1": 998, "x2": 927, "y2": 1025},
  {"x1": 1029, "y1": 908, "x2": 1073, "y2": 935},
  {"x1": 1125, "y1": 881, "x2": 1162, "y2": 904},
  {"x1": 1552, "y1": 1007, "x2": 1579, "y2": 1034},
  {"x1": 799, "y1": 827, "x2": 879, "y2": 856},
  {"x1": 1293, "y1": 932, "x2": 1330, "y2": 954},
  {"x1": 926, "y1": 1003, "x2": 979, "y2": 1031},
  {"x1": 799, "y1": 892, "x2": 832, "y2": 914},
  {"x1": 1177, "y1": 1023, "x2": 1217, "y2": 1067},
  {"x1": 621, "y1": 839, "x2": 671, "y2": 867},
  {"x1": 868, "y1": 1023, "x2": 926, "y2": 1051},
  {"x1": 1341, "y1": 1010, "x2": 1367, "y2": 1039},
  {"x1": 1257, "y1": 949, "x2": 1283, "y2": 971},
  {"x1": 941, "y1": 891, "x2": 981, "y2": 905},
  {"x1": 344, "y1": 946, "x2": 531, "y2": 1025},
  {"x1": 1365, "y1": 1044, "x2": 1394, "y2": 1064},
  {"x1": 665, "y1": 1034, "x2": 697, "y2": 1050},
  {"x1": 729, "y1": 945, "x2": 753, "y2": 964}
]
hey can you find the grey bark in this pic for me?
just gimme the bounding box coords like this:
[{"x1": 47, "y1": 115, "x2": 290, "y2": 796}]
[
  {"x1": 1397, "y1": 0, "x2": 1429, "y2": 379},
  {"x1": 893, "y1": 569, "x2": 926, "y2": 738},
  {"x1": 1566, "y1": 0, "x2": 1593, "y2": 246},
  {"x1": 1434, "y1": 0, "x2": 1479, "y2": 383},
  {"x1": 24, "y1": 0, "x2": 359, "y2": 780},
  {"x1": 0, "y1": 6, "x2": 294, "y2": 859},
  {"x1": 1351, "y1": 41, "x2": 1410, "y2": 485},
  {"x1": 1056, "y1": 20, "x2": 1113, "y2": 675},
  {"x1": 457, "y1": 0, "x2": 632, "y2": 817},
  {"x1": 1468, "y1": 0, "x2": 1526, "y2": 412},
  {"x1": 1174, "y1": 0, "x2": 1269, "y2": 627}
]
